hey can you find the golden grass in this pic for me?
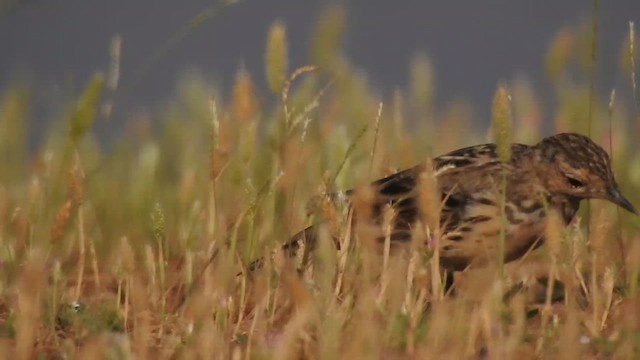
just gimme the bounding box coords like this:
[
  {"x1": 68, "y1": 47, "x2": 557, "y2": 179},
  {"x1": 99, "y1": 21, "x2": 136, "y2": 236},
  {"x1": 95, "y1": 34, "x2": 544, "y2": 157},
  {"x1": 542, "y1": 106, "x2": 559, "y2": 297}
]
[{"x1": 0, "y1": 8, "x2": 639, "y2": 359}]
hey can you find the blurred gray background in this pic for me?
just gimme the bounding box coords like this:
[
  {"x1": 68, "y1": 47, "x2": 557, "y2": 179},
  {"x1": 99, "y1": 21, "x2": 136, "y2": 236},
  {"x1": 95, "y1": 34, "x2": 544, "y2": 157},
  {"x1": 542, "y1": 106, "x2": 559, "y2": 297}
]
[{"x1": 1, "y1": 0, "x2": 639, "y2": 140}]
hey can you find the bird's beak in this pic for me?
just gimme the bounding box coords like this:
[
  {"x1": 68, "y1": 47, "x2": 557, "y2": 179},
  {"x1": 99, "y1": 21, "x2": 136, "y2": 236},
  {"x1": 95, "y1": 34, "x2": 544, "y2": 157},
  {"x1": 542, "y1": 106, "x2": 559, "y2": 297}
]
[{"x1": 609, "y1": 188, "x2": 637, "y2": 214}]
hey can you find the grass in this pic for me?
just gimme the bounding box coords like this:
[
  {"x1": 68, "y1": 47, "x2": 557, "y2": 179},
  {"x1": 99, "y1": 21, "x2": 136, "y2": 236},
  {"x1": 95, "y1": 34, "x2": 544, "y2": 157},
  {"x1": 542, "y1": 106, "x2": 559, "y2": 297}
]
[{"x1": 1, "y1": 8, "x2": 640, "y2": 359}]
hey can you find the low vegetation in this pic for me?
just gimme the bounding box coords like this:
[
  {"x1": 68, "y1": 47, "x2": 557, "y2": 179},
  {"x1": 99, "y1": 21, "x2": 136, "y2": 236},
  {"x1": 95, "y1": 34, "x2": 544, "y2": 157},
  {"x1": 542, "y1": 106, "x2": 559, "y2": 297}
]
[{"x1": 0, "y1": 5, "x2": 639, "y2": 359}]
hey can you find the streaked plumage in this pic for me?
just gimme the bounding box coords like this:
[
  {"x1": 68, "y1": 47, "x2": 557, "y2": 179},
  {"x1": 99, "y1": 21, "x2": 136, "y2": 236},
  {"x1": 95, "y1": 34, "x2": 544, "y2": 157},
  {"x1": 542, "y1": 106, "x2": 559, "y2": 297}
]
[{"x1": 249, "y1": 133, "x2": 636, "y2": 274}]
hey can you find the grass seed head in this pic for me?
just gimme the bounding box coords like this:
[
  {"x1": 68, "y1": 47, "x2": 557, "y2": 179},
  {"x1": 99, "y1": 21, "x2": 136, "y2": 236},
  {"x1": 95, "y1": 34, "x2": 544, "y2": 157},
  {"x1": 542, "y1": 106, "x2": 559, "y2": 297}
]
[
  {"x1": 265, "y1": 20, "x2": 289, "y2": 94},
  {"x1": 492, "y1": 83, "x2": 512, "y2": 163},
  {"x1": 51, "y1": 200, "x2": 73, "y2": 243},
  {"x1": 231, "y1": 68, "x2": 258, "y2": 124},
  {"x1": 417, "y1": 158, "x2": 440, "y2": 235},
  {"x1": 546, "y1": 28, "x2": 575, "y2": 83},
  {"x1": 69, "y1": 73, "x2": 104, "y2": 144},
  {"x1": 68, "y1": 157, "x2": 84, "y2": 206},
  {"x1": 545, "y1": 209, "x2": 564, "y2": 259},
  {"x1": 311, "y1": 4, "x2": 345, "y2": 70}
]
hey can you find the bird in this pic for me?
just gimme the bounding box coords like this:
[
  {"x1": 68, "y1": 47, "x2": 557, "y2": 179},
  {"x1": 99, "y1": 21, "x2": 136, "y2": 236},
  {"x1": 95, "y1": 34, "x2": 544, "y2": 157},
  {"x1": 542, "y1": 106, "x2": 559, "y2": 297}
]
[{"x1": 247, "y1": 132, "x2": 636, "y2": 277}]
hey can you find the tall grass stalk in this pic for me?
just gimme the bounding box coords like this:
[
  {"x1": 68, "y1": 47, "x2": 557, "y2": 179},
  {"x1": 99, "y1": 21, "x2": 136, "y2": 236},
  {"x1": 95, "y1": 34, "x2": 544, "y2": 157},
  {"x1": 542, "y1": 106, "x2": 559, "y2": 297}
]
[{"x1": 492, "y1": 84, "x2": 512, "y2": 281}]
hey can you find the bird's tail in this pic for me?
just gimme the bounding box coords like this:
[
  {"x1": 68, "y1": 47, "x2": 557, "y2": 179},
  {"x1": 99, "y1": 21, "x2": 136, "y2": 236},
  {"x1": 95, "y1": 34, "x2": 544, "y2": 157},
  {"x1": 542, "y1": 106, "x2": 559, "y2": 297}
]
[{"x1": 245, "y1": 224, "x2": 323, "y2": 274}]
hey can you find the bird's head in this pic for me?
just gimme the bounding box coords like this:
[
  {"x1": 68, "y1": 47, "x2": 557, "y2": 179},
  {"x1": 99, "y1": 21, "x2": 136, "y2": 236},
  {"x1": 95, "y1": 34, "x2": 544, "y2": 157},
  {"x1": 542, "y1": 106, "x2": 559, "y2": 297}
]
[{"x1": 534, "y1": 132, "x2": 636, "y2": 214}]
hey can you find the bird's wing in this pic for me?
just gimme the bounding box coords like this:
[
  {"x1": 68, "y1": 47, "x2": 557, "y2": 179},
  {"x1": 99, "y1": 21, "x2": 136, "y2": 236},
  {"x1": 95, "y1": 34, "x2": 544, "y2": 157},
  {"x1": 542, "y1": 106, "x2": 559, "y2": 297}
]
[
  {"x1": 342, "y1": 144, "x2": 506, "y2": 246},
  {"x1": 366, "y1": 144, "x2": 502, "y2": 200}
]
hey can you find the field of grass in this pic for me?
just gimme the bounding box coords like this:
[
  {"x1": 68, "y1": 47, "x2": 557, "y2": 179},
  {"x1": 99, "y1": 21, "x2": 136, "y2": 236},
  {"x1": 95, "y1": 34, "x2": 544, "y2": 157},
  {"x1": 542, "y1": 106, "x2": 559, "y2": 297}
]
[{"x1": 1, "y1": 6, "x2": 640, "y2": 359}]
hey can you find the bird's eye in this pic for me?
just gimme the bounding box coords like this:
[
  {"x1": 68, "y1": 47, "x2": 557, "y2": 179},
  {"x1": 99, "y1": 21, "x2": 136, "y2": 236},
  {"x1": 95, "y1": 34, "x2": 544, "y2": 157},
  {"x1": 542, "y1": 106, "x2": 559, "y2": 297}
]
[{"x1": 566, "y1": 176, "x2": 584, "y2": 189}]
